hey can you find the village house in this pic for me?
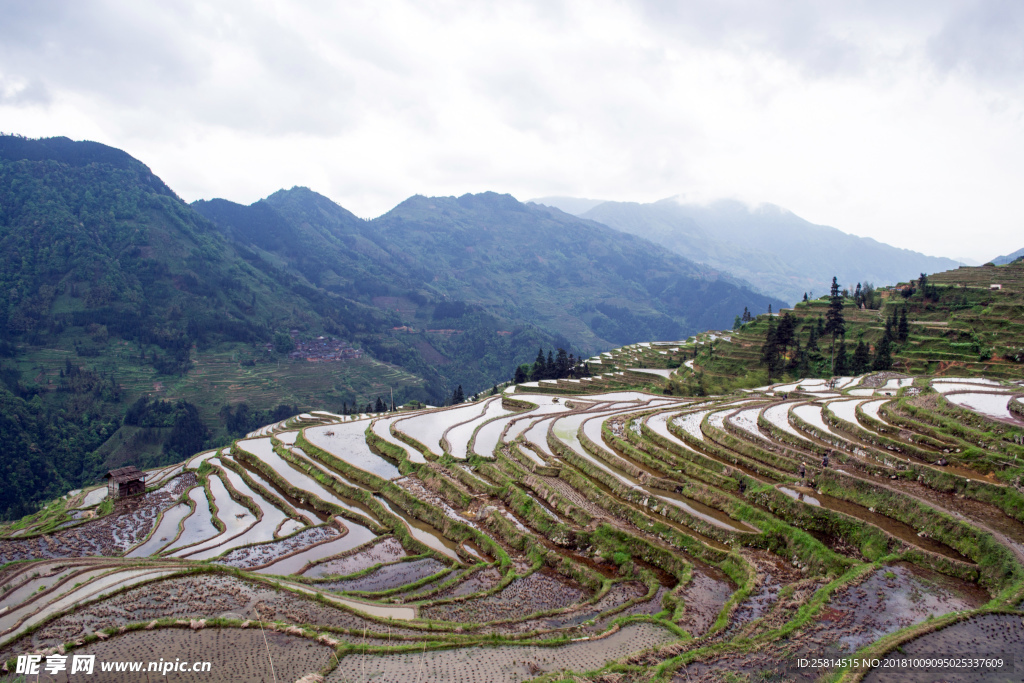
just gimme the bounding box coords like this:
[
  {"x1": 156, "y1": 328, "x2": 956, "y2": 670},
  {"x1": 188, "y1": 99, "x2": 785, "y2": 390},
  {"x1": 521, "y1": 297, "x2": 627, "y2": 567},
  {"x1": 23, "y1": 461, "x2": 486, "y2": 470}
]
[{"x1": 105, "y1": 466, "x2": 147, "y2": 499}]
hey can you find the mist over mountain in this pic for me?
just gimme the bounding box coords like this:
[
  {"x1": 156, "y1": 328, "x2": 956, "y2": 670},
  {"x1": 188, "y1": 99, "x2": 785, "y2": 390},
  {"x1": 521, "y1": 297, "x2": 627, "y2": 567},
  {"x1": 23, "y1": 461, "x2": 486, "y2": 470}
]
[
  {"x1": 532, "y1": 196, "x2": 960, "y2": 305},
  {"x1": 529, "y1": 196, "x2": 607, "y2": 216}
]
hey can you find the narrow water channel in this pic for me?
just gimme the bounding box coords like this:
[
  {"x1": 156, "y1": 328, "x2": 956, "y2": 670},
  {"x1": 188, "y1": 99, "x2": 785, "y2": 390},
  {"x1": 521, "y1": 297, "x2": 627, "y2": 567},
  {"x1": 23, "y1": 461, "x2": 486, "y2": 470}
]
[{"x1": 777, "y1": 484, "x2": 969, "y2": 561}]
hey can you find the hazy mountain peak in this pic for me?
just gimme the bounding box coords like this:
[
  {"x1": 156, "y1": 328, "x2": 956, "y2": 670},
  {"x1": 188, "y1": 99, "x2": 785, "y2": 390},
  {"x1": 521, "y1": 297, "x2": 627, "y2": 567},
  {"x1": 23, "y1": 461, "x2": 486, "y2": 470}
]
[
  {"x1": 580, "y1": 196, "x2": 960, "y2": 304},
  {"x1": 992, "y1": 247, "x2": 1024, "y2": 265}
]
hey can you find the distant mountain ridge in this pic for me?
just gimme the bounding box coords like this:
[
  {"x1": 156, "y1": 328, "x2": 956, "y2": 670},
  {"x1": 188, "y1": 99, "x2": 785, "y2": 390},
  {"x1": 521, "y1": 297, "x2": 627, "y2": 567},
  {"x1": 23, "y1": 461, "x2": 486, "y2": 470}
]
[
  {"x1": 195, "y1": 188, "x2": 786, "y2": 356},
  {"x1": 531, "y1": 195, "x2": 961, "y2": 305},
  {"x1": 992, "y1": 247, "x2": 1024, "y2": 265}
]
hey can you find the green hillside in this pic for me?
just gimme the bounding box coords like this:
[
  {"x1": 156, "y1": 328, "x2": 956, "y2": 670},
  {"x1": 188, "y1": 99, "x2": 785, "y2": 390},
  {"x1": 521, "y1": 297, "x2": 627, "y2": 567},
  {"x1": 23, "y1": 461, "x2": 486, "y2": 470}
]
[{"x1": 675, "y1": 262, "x2": 1024, "y2": 395}]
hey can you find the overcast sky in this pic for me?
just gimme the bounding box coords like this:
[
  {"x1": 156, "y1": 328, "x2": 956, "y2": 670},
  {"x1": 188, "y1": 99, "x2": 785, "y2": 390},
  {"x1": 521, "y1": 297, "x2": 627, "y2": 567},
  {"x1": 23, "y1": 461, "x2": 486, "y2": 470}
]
[{"x1": 1, "y1": 1, "x2": 1022, "y2": 261}]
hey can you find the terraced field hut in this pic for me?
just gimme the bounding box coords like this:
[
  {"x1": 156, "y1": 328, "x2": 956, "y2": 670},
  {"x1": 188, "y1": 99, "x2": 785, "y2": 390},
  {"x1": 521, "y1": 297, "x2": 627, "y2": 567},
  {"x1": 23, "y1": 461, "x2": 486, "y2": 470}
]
[{"x1": 105, "y1": 466, "x2": 147, "y2": 499}]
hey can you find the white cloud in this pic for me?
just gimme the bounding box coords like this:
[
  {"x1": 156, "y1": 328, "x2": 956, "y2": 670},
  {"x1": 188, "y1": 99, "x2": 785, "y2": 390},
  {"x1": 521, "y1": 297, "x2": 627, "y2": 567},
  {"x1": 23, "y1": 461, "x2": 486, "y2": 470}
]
[{"x1": 1, "y1": 0, "x2": 1022, "y2": 261}]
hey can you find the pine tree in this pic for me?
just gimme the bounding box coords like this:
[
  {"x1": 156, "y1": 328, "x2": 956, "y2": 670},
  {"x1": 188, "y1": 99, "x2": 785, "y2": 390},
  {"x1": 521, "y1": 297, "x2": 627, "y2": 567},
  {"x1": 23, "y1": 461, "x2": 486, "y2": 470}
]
[
  {"x1": 851, "y1": 340, "x2": 870, "y2": 374},
  {"x1": 824, "y1": 277, "x2": 846, "y2": 376},
  {"x1": 555, "y1": 348, "x2": 569, "y2": 379},
  {"x1": 513, "y1": 365, "x2": 527, "y2": 384},
  {"x1": 454, "y1": 385, "x2": 465, "y2": 404},
  {"x1": 530, "y1": 348, "x2": 546, "y2": 381},
  {"x1": 787, "y1": 338, "x2": 803, "y2": 372},
  {"x1": 872, "y1": 336, "x2": 893, "y2": 370},
  {"x1": 805, "y1": 325, "x2": 823, "y2": 374},
  {"x1": 760, "y1": 317, "x2": 782, "y2": 381},
  {"x1": 797, "y1": 344, "x2": 811, "y2": 376},
  {"x1": 546, "y1": 351, "x2": 555, "y2": 379},
  {"x1": 374, "y1": 397, "x2": 386, "y2": 413},
  {"x1": 777, "y1": 312, "x2": 797, "y2": 354},
  {"x1": 802, "y1": 293, "x2": 808, "y2": 302},
  {"x1": 806, "y1": 325, "x2": 820, "y2": 352},
  {"x1": 834, "y1": 339, "x2": 849, "y2": 375},
  {"x1": 897, "y1": 308, "x2": 909, "y2": 343}
]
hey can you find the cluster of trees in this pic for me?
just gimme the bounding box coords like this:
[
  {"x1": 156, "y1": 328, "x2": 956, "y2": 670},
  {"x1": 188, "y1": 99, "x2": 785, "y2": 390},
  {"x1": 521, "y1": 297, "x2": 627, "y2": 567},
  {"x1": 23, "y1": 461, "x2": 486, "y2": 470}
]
[
  {"x1": 761, "y1": 276, "x2": 906, "y2": 380},
  {"x1": 851, "y1": 282, "x2": 882, "y2": 309},
  {"x1": 733, "y1": 306, "x2": 755, "y2": 328},
  {"x1": 448, "y1": 385, "x2": 465, "y2": 405},
  {"x1": 219, "y1": 402, "x2": 298, "y2": 437},
  {"x1": 512, "y1": 347, "x2": 591, "y2": 384},
  {"x1": 341, "y1": 397, "x2": 394, "y2": 414}
]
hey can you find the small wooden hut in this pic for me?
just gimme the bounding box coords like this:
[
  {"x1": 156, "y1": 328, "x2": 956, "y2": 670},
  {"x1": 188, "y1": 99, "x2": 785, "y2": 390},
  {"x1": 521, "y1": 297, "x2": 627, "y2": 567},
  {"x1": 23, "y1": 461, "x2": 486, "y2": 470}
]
[{"x1": 105, "y1": 466, "x2": 147, "y2": 499}]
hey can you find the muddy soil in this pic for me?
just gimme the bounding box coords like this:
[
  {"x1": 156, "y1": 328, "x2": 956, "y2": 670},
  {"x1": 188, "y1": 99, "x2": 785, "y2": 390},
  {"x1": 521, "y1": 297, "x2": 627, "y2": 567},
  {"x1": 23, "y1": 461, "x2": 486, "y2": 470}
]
[
  {"x1": 42, "y1": 627, "x2": 332, "y2": 683},
  {"x1": 485, "y1": 580, "x2": 650, "y2": 635},
  {"x1": 0, "y1": 573, "x2": 427, "y2": 658},
  {"x1": 330, "y1": 622, "x2": 678, "y2": 683},
  {"x1": 420, "y1": 570, "x2": 590, "y2": 624},
  {"x1": 863, "y1": 613, "x2": 1024, "y2": 682},
  {"x1": 303, "y1": 536, "x2": 408, "y2": 578},
  {"x1": 216, "y1": 524, "x2": 339, "y2": 569},
  {"x1": 0, "y1": 475, "x2": 194, "y2": 564},
  {"x1": 676, "y1": 568, "x2": 735, "y2": 637},
  {"x1": 724, "y1": 549, "x2": 804, "y2": 637},
  {"x1": 675, "y1": 562, "x2": 990, "y2": 682}
]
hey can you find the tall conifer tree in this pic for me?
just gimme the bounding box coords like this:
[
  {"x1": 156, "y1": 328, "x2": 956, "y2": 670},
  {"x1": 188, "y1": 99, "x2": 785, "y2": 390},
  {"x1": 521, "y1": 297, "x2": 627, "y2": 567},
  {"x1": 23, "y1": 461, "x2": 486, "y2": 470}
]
[{"x1": 824, "y1": 277, "x2": 846, "y2": 376}]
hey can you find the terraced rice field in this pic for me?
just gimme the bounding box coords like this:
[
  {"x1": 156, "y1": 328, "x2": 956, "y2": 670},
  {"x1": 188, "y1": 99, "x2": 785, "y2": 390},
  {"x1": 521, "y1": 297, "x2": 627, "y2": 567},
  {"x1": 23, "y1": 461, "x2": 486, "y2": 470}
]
[{"x1": 2, "y1": 370, "x2": 1024, "y2": 681}]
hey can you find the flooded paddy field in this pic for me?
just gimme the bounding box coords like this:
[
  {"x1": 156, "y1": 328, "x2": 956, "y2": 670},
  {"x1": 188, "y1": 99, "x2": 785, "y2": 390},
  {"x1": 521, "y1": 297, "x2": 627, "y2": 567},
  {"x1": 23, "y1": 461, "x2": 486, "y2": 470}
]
[
  {"x1": 4, "y1": 367, "x2": 1024, "y2": 681},
  {"x1": 315, "y1": 557, "x2": 448, "y2": 594},
  {"x1": 255, "y1": 522, "x2": 377, "y2": 575},
  {"x1": 304, "y1": 421, "x2": 403, "y2": 479}
]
